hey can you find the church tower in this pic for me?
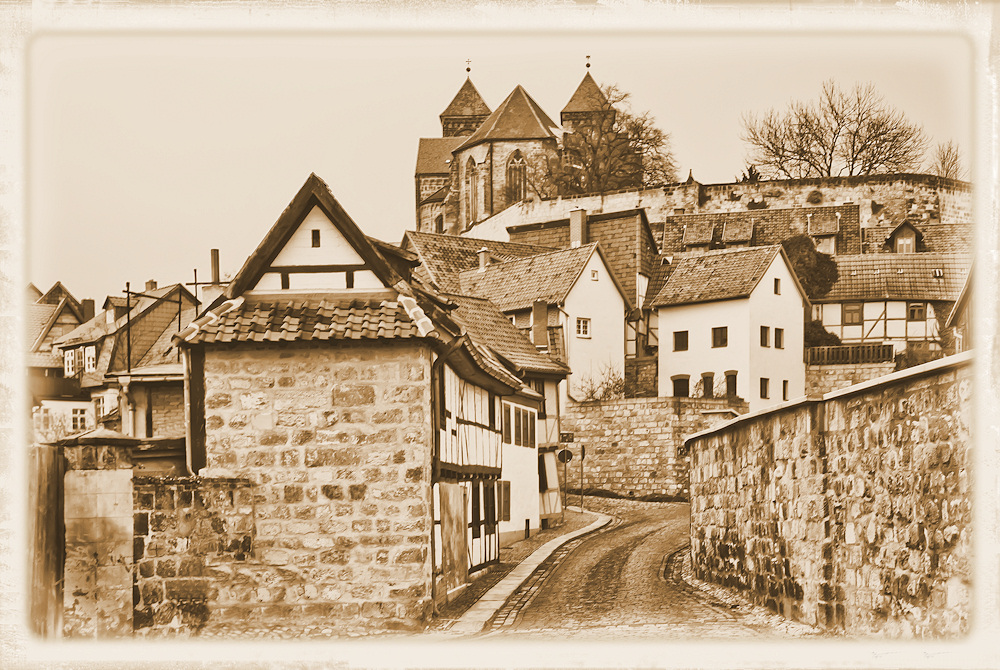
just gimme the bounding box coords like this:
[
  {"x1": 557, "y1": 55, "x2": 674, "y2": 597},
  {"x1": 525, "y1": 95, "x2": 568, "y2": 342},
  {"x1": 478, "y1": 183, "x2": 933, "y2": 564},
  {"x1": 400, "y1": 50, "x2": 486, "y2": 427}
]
[
  {"x1": 561, "y1": 70, "x2": 611, "y2": 133},
  {"x1": 439, "y1": 77, "x2": 492, "y2": 137}
]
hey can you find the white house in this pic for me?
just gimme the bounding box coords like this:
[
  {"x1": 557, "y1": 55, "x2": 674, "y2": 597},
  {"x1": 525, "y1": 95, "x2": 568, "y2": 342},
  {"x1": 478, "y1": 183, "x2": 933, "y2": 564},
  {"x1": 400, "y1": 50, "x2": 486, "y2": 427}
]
[
  {"x1": 650, "y1": 245, "x2": 810, "y2": 413},
  {"x1": 458, "y1": 242, "x2": 629, "y2": 404},
  {"x1": 810, "y1": 254, "x2": 971, "y2": 354}
]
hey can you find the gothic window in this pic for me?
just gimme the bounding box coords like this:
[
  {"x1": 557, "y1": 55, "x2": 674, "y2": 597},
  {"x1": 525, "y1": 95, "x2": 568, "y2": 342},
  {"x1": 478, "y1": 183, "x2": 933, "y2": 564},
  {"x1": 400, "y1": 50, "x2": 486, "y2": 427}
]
[
  {"x1": 506, "y1": 151, "x2": 527, "y2": 203},
  {"x1": 434, "y1": 214, "x2": 444, "y2": 234}
]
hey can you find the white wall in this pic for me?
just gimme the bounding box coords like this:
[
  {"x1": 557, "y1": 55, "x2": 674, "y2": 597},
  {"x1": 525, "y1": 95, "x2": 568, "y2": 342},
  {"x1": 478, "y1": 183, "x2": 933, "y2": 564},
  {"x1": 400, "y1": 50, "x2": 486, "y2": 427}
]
[{"x1": 562, "y1": 250, "x2": 627, "y2": 401}]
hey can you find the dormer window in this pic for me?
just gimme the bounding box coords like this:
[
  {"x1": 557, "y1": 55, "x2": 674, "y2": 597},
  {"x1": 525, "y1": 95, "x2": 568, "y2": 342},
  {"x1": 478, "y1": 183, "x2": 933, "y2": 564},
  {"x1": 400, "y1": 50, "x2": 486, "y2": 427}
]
[{"x1": 311, "y1": 230, "x2": 321, "y2": 248}]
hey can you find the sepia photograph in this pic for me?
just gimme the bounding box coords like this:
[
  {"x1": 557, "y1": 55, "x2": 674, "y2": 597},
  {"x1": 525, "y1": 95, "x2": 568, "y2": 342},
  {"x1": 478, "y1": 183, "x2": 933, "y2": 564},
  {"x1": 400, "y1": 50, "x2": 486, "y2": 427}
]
[{"x1": 5, "y1": 2, "x2": 995, "y2": 667}]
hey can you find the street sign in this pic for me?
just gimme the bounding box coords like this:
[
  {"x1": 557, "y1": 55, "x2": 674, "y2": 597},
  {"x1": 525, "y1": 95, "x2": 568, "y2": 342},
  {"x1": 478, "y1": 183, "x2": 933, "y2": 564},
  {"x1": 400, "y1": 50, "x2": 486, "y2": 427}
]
[
  {"x1": 559, "y1": 432, "x2": 574, "y2": 442},
  {"x1": 557, "y1": 448, "x2": 573, "y2": 463}
]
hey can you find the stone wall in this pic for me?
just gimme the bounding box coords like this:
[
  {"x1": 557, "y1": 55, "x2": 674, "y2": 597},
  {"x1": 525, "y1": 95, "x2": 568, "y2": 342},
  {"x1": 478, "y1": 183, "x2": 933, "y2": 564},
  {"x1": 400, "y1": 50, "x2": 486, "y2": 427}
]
[
  {"x1": 624, "y1": 356, "x2": 657, "y2": 397},
  {"x1": 687, "y1": 353, "x2": 972, "y2": 636},
  {"x1": 561, "y1": 396, "x2": 747, "y2": 499},
  {"x1": 151, "y1": 384, "x2": 185, "y2": 437},
  {"x1": 806, "y1": 362, "x2": 896, "y2": 396},
  {"x1": 199, "y1": 340, "x2": 434, "y2": 632}
]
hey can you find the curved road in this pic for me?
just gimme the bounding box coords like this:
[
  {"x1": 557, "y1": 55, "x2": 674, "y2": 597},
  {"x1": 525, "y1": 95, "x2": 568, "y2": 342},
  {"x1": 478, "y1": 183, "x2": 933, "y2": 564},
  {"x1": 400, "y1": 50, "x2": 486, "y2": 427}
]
[{"x1": 499, "y1": 501, "x2": 760, "y2": 639}]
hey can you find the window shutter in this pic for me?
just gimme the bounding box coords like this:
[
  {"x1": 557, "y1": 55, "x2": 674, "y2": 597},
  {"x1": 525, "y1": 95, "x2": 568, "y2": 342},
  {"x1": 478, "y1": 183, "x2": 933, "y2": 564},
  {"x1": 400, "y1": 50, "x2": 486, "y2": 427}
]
[
  {"x1": 501, "y1": 481, "x2": 511, "y2": 522},
  {"x1": 502, "y1": 404, "x2": 511, "y2": 444},
  {"x1": 471, "y1": 481, "x2": 481, "y2": 539}
]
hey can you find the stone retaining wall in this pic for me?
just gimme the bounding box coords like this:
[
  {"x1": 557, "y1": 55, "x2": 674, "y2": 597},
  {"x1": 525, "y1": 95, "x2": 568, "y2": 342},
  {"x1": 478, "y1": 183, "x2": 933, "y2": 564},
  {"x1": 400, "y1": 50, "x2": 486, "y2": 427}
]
[
  {"x1": 806, "y1": 362, "x2": 896, "y2": 396},
  {"x1": 687, "y1": 353, "x2": 972, "y2": 636},
  {"x1": 561, "y1": 396, "x2": 747, "y2": 499}
]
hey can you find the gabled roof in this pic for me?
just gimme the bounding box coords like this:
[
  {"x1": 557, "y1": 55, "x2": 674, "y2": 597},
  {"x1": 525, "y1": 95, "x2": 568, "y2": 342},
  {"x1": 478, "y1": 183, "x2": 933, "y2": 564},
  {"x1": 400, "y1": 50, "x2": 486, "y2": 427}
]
[
  {"x1": 38, "y1": 281, "x2": 81, "y2": 312},
  {"x1": 455, "y1": 86, "x2": 561, "y2": 153},
  {"x1": 27, "y1": 283, "x2": 42, "y2": 302},
  {"x1": 404, "y1": 231, "x2": 557, "y2": 294},
  {"x1": 651, "y1": 245, "x2": 805, "y2": 308},
  {"x1": 56, "y1": 284, "x2": 195, "y2": 348},
  {"x1": 946, "y1": 264, "x2": 973, "y2": 328},
  {"x1": 415, "y1": 137, "x2": 464, "y2": 175},
  {"x1": 440, "y1": 77, "x2": 491, "y2": 119},
  {"x1": 817, "y1": 254, "x2": 971, "y2": 303},
  {"x1": 134, "y1": 305, "x2": 200, "y2": 369},
  {"x1": 223, "y1": 173, "x2": 404, "y2": 302},
  {"x1": 459, "y1": 243, "x2": 628, "y2": 312},
  {"x1": 445, "y1": 293, "x2": 570, "y2": 377},
  {"x1": 562, "y1": 72, "x2": 608, "y2": 115}
]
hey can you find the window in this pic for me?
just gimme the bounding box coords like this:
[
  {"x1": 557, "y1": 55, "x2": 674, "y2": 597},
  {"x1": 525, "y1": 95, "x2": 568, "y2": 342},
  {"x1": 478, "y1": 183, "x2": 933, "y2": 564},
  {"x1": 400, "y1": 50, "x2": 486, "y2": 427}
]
[
  {"x1": 701, "y1": 374, "x2": 714, "y2": 399},
  {"x1": 74, "y1": 348, "x2": 84, "y2": 374},
  {"x1": 538, "y1": 454, "x2": 548, "y2": 492},
  {"x1": 484, "y1": 484, "x2": 497, "y2": 533},
  {"x1": 471, "y1": 481, "x2": 481, "y2": 539},
  {"x1": 505, "y1": 404, "x2": 536, "y2": 447},
  {"x1": 760, "y1": 326, "x2": 770, "y2": 347},
  {"x1": 895, "y1": 231, "x2": 915, "y2": 253},
  {"x1": 36, "y1": 407, "x2": 52, "y2": 432},
  {"x1": 673, "y1": 331, "x2": 688, "y2": 352},
  {"x1": 434, "y1": 215, "x2": 444, "y2": 234},
  {"x1": 465, "y1": 158, "x2": 478, "y2": 223},
  {"x1": 712, "y1": 327, "x2": 728, "y2": 348},
  {"x1": 726, "y1": 372, "x2": 738, "y2": 398},
  {"x1": 488, "y1": 392, "x2": 496, "y2": 430},
  {"x1": 506, "y1": 152, "x2": 526, "y2": 203},
  {"x1": 311, "y1": 229, "x2": 321, "y2": 247},
  {"x1": 84, "y1": 346, "x2": 97, "y2": 372},
  {"x1": 783, "y1": 380, "x2": 789, "y2": 401},
  {"x1": 760, "y1": 378, "x2": 770, "y2": 399},
  {"x1": 71, "y1": 408, "x2": 88, "y2": 432},
  {"x1": 843, "y1": 302, "x2": 863, "y2": 326},
  {"x1": 502, "y1": 404, "x2": 511, "y2": 444},
  {"x1": 531, "y1": 379, "x2": 547, "y2": 419},
  {"x1": 591, "y1": 270, "x2": 599, "y2": 281},
  {"x1": 774, "y1": 278, "x2": 781, "y2": 294},
  {"x1": 775, "y1": 328, "x2": 784, "y2": 349},
  {"x1": 64, "y1": 350, "x2": 74, "y2": 376},
  {"x1": 671, "y1": 376, "x2": 689, "y2": 398},
  {"x1": 576, "y1": 318, "x2": 591, "y2": 338},
  {"x1": 514, "y1": 407, "x2": 522, "y2": 446},
  {"x1": 907, "y1": 302, "x2": 926, "y2": 322},
  {"x1": 499, "y1": 481, "x2": 511, "y2": 522},
  {"x1": 815, "y1": 237, "x2": 835, "y2": 255}
]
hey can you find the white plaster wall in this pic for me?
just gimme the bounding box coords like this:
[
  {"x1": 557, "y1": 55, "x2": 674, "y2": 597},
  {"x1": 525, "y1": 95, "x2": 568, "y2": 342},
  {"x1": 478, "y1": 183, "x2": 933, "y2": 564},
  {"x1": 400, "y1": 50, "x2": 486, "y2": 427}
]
[
  {"x1": 272, "y1": 206, "x2": 366, "y2": 266},
  {"x1": 499, "y1": 436, "x2": 541, "y2": 545}
]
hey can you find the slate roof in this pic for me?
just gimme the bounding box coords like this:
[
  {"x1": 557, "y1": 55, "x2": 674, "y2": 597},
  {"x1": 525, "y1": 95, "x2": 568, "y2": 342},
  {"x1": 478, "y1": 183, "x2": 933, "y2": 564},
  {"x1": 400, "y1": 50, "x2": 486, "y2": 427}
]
[
  {"x1": 419, "y1": 185, "x2": 449, "y2": 206},
  {"x1": 415, "y1": 137, "x2": 464, "y2": 175},
  {"x1": 446, "y1": 293, "x2": 569, "y2": 376},
  {"x1": 817, "y1": 254, "x2": 971, "y2": 303},
  {"x1": 440, "y1": 77, "x2": 491, "y2": 119},
  {"x1": 651, "y1": 245, "x2": 789, "y2": 307},
  {"x1": 27, "y1": 303, "x2": 58, "y2": 347},
  {"x1": 179, "y1": 297, "x2": 421, "y2": 344},
  {"x1": 404, "y1": 231, "x2": 556, "y2": 294},
  {"x1": 562, "y1": 72, "x2": 607, "y2": 115},
  {"x1": 456, "y1": 86, "x2": 561, "y2": 152},
  {"x1": 807, "y1": 211, "x2": 840, "y2": 236},
  {"x1": 861, "y1": 222, "x2": 972, "y2": 255},
  {"x1": 135, "y1": 306, "x2": 200, "y2": 369},
  {"x1": 682, "y1": 220, "x2": 715, "y2": 246},
  {"x1": 721, "y1": 219, "x2": 753, "y2": 244},
  {"x1": 56, "y1": 285, "x2": 189, "y2": 347},
  {"x1": 459, "y1": 243, "x2": 600, "y2": 312}
]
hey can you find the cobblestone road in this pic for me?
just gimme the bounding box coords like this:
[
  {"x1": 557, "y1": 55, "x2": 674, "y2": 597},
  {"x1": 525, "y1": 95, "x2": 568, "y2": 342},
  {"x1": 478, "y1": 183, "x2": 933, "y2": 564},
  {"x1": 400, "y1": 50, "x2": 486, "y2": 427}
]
[{"x1": 487, "y1": 497, "x2": 819, "y2": 640}]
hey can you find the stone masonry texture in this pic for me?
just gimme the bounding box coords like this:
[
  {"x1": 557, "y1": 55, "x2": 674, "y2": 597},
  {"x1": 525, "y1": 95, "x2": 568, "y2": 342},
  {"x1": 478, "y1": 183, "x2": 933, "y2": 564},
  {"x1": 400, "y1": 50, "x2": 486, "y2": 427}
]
[
  {"x1": 199, "y1": 340, "x2": 434, "y2": 633},
  {"x1": 562, "y1": 396, "x2": 748, "y2": 499},
  {"x1": 688, "y1": 356, "x2": 971, "y2": 637},
  {"x1": 150, "y1": 384, "x2": 186, "y2": 437},
  {"x1": 806, "y1": 362, "x2": 896, "y2": 397}
]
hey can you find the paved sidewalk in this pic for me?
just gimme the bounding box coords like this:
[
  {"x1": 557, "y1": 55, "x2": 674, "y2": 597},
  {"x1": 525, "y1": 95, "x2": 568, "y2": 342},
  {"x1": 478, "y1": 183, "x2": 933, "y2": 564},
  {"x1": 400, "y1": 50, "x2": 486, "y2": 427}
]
[{"x1": 443, "y1": 507, "x2": 612, "y2": 635}]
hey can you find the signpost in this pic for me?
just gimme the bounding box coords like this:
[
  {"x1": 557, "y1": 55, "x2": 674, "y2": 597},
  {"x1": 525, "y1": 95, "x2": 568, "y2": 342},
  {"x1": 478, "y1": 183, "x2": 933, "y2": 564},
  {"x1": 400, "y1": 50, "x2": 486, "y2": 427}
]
[
  {"x1": 557, "y1": 448, "x2": 572, "y2": 523},
  {"x1": 558, "y1": 432, "x2": 585, "y2": 511}
]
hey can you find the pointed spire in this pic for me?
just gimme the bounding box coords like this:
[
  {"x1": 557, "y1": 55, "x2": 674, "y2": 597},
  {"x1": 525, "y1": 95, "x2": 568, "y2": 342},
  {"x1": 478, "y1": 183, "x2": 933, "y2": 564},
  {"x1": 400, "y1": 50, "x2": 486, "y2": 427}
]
[
  {"x1": 562, "y1": 71, "x2": 607, "y2": 116},
  {"x1": 455, "y1": 85, "x2": 561, "y2": 153},
  {"x1": 440, "y1": 76, "x2": 492, "y2": 137}
]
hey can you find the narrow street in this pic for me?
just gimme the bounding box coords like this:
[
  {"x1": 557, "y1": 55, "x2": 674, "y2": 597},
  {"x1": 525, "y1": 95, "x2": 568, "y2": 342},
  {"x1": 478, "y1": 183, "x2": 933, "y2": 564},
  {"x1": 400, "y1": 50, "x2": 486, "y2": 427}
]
[{"x1": 482, "y1": 498, "x2": 794, "y2": 640}]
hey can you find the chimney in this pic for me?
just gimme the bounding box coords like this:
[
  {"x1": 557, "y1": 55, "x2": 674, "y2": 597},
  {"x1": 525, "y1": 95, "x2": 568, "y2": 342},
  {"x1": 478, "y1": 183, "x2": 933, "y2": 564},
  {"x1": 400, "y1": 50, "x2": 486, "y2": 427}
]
[
  {"x1": 477, "y1": 247, "x2": 490, "y2": 271},
  {"x1": 531, "y1": 299, "x2": 548, "y2": 350},
  {"x1": 81, "y1": 299, "x2": 95, "y2": 322},
  {"x1": 211, "y1": 248, "x2": 220, "y2": 284},
  {"x1": 569, "y1": 209, "x2": 588, "y2": 248},
  {"x1": 145, "y1": 279, "x2": 157, "y2": 291}
]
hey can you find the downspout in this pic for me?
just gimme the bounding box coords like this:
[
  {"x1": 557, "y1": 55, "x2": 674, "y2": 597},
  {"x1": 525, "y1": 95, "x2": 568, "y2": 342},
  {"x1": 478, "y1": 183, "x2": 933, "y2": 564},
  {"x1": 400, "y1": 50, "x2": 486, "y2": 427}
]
[{"x1": 488, "y1": 144, "x2": 494, "y2": 216}]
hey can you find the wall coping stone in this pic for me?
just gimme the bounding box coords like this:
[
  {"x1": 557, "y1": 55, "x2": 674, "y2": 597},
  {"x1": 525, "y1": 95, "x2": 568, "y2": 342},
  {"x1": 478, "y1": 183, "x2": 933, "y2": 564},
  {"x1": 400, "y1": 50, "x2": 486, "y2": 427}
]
[{"x1": 685, "y1": 350, "x2": 973, "y2": 445}]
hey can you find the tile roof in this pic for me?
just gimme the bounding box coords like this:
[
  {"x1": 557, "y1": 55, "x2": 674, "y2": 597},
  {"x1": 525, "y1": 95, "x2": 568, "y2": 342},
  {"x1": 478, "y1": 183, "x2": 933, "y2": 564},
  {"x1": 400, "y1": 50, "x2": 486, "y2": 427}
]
[
  {"x1": 862, "y1": 222, "x2": 972, "y2": 255},
  {"x1": 440, "y1": 77, "x2": 491, "y2": 119},
  {"x1": 818, "y1": 254, "x2": 971, "y2": 303},
  {"x1": 681, "y1": 220, "x2": 715, "y2": 246},
  {"x1": 419, "y1": 185, "x2": 449, "y2": 205},
  {"x1": 562, "y1": 72, "x2": 607, "y2": 115},
  {"x1": 27, "y1": 303, "x2": 58, "y2": 348},
  {"x1": 56, "y1": 285, "x2": 188, "y2": 347},
  {"x1": 415, "y1": 137, "x2": 464, "y2": 175},
  {"x1": 459, "y1": 243, "x2": 599, "y2": 312},
  {"x1": 721, "y1": 219, "x2": 753, "y2": 243},
  {"x1": 27, "y1": 283, "x2": 42, "y2": 302},
  {"x1": 446, "y1": 293, "x2": 569, "y2": 376},
  {"x1": 405, "y1": 231, "x2": 556, "y2": 294},
  {"x1": 136, "y1": 306, "x2": 200, "y2": 368},
  {"x1": 456, "y1": 86, "x2": 561, "y2": 152},
  {"x1": 179, "y1": 297, "x2": 421, "y2": 344},
  {"x1": 651, "y1": 245, "x2": 783, "y2": 307},
  {"x1": 807, "y1": 211, "x2": 840, "y2": 236}
]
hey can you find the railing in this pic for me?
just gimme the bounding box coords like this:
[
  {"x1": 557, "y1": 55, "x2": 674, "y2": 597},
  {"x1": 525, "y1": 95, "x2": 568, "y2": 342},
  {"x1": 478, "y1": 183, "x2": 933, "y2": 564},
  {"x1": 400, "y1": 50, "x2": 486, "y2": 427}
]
[{"x1": 805, "y1": 344, "x2": 895, "y2": 365}]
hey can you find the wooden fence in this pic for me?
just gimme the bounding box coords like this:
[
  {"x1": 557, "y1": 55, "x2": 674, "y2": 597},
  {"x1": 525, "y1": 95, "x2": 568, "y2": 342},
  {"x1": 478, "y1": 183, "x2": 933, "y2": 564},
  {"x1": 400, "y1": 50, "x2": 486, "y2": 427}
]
[
  {"x1": 28, "y1": 445, "x2": 64, "y2": 638},
  {"x1": 805, "y1": 344, "x2": 895, "y2": 365}
]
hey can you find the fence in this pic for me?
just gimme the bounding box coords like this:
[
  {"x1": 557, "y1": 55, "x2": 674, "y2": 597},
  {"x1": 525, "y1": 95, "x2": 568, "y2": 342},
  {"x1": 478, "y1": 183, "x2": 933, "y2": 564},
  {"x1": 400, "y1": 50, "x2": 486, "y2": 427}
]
[{"x1": 805, "y1": 343, "x2": 895, "y2": 365}]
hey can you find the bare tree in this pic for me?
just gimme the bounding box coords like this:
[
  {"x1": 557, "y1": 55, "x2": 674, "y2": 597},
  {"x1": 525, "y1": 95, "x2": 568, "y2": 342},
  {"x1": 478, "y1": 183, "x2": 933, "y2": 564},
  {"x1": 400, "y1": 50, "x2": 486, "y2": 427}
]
[
  {"x1": 532, "y1": 84, "x2": 677, "y2": 196},
  {"x1": 742, "y1": 80, "x2": 928, "y2": 179},
  {"x1": 929, "y1": 140, "x2": 966, "y2": 180}
]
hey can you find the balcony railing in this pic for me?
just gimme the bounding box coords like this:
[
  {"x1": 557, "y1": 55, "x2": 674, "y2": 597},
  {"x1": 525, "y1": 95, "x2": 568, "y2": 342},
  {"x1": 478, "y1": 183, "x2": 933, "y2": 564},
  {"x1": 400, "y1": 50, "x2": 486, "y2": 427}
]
[{"x1": 805, "y1": 344, "x2": 895, "y2": 365}]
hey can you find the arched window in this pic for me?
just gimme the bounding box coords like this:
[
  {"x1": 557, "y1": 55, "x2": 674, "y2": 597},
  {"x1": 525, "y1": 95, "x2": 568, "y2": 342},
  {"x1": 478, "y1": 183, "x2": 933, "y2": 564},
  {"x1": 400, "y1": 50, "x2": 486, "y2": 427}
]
[
  {"x1": 506, "y1": 151, "x2": 526, "y2": 203},
  {"x1": 465, "y1": 158, "x2": 478, "y2": 224},
  {"x1": 434, "y1": 214, "x2": 444, "y2": 234}
]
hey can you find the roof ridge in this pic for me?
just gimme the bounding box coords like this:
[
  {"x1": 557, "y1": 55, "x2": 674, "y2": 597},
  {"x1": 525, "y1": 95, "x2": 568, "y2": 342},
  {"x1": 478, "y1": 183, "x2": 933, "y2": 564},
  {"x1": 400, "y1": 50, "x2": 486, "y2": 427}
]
[{"x1": 461, "y1": 241, "x2": 598, "y2": 271}]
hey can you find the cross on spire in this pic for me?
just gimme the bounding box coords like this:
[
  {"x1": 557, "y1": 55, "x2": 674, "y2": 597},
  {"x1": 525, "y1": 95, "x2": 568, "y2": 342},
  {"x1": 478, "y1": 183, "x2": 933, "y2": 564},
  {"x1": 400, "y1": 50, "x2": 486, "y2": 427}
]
[
  {"x1": 466, "y1": 59, "x2": 472, "y2": 73},
  {"x1": 585, "y1": 55, "x2": 590, "y2": 69}
]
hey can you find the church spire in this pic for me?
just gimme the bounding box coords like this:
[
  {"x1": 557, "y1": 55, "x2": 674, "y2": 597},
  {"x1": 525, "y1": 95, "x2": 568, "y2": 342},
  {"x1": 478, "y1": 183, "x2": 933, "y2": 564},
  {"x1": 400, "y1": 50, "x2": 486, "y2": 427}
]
[
  {"x1": 561, "y1": 67, "x2": 610, "y2": 130},
  {"x1": 440, "y1": 74, "x2": 492, "y2": 138}
]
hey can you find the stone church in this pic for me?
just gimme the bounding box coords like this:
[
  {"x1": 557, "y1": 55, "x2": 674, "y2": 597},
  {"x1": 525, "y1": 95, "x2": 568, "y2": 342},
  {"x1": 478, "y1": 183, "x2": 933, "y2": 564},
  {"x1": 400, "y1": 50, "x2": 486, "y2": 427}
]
[{"x1": 414, "y1": 72, "x2": 611, "y2": 235}]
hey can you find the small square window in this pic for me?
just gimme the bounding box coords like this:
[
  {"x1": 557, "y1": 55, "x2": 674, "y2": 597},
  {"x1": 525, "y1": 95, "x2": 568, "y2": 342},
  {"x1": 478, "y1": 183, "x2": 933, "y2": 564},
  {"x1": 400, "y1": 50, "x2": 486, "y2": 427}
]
[
  {"x1": 843, "y1": 303, "x2": 863, "y2": 326},
  {"x1": 760, "y1": 326, "x2": 770, "y2": 347},
  {"x1": 591, "y1": 270, "x2": 599, "y2": 281},
  {"x1": 774, "y1": 278, "x2": 781, "y2": 294},
  {"x1": 712, "y1": 326, "x2": 728, "y2": 348},
  {"x1": 782, "y1": 380, "x2": 789, "y2": 401},
  {"x1": 907, "y1": 302, "x2": 926, "y2": 322},
  {"x1": 775, "y1": 328, "x2": 784, "y2": 349},
  {"x1": 576, "y1": 318, "x2": 591, "y2": 338},
  {"x1": 760, "y1": 378, "x2": 770, "y2": 399},
  {"x1": 311, "y1": 229, "x2": 321, "y2": 247},
  {"x1": 673, "y1": 331, "x2": 688, "y2": 352}
]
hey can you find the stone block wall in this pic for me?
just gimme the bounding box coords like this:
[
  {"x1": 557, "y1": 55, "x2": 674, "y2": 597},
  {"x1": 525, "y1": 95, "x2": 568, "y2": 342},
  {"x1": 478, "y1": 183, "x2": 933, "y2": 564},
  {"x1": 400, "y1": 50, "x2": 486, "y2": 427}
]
[
  {"x1": 806, "y1": 362, "x2": 896, "y2": 396},
  {"x1": 199, "y1": 340, "x2": 434, "y2": 632},
  {"x1": 132, "y1": 476, "x2": 254, "y2": 635},
  {"x1": 561, "y1": 396, "x2": 748, "y2": 499},
  {"x1": 688, "y1": 353, "x2": 972, "y2": 636},
  {"x1": 624, "y1": 356, "x2": 657, "y2": 397},
  {"x1": 151, "y1": 384, "x2": 186, "y2": 437}
]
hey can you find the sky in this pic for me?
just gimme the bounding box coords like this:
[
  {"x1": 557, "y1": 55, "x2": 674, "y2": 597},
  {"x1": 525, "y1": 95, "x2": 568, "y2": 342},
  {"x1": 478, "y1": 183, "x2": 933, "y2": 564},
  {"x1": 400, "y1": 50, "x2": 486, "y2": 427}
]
[{"x1": 27, "y1": 30, "x2": 974, "y2": 304}]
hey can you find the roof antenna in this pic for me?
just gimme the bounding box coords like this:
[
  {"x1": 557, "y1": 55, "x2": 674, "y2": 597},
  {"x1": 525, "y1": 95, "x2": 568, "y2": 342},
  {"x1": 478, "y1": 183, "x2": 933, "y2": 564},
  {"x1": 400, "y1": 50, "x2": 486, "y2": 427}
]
[
  {"x1": 466, "y1": 59, "x2": 472, "y2": 74},
  {"x1": 585, "y1": 55, "x2": 591, "y2": 69}
]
